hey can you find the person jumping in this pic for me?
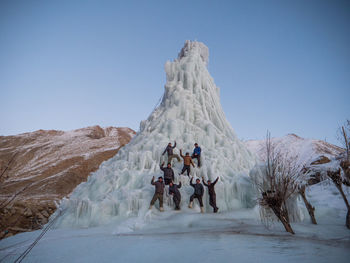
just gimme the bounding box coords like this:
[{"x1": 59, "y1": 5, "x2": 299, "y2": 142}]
[
  {"x1": 169, "y1": 181, "x2": 182, "y2": 210},
  {"x1": 179, "y1": 149, "x2": 195, "y2": 177},
  {"x1": 149, "y1": 176, "x2": 165, "y2": 212},
  {"x1": 188, "y1": 177, "x2": 205, "y2": 213},
  {"x1": 160, "y1": 162, "x2": 175, "y2": 185},
  {"x1": 191, "y1": 143, "x2": 201, "y2": 167},
  {"x1": 202, "y1": 176, "x2": 219, "y2": 213},
  {"x1": 162, "y1": 141, "x2": 181, "y2": 164}
]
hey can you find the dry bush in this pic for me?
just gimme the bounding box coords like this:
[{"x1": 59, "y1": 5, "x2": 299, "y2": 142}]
[{"x1": 255, "y1": 132, "x2": 305, "y2": 234}]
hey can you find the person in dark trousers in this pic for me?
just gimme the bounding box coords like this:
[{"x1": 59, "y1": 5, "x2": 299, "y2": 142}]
[
  {"x1": 169, "y1": 181, "x2": 182, "y2": 210},
  {"x1": 188, "y1": 177, "x2": 205, "y2": 213},
  {"x1": 191, "y1": 143, "x2": 201, "y2": 167},
  {"x1": 149, "y1": 176, "x2": 165, "y2": 211},
  {"x1": 202, "y1": 176, "x2": 219, "y2": 213},
  {"x1": 179, "y1": 149, "x2": 195, "y2": 177},
  {"x1": 162, "y1": 141, "x2": 181, "y2": 164},
  {"x1": 160, "y1": 162, "x2": 175, "y2": 185}
]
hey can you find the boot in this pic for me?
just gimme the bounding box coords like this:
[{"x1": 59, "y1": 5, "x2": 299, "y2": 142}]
[
  {"x1": 214, "y1": 207, "x2": 219, "y2": 213},
  {"x1": 149, "y1": 205, "x2": 153, "y2": 210},
  {"x1": 188, "y1": 201, "x2": 193, "y2": 208},
  {"x1": 159, "y1": 207, "x2": 164, "y2": 212},
  {"x1": 200, "y1": 207, "x2": 204, "y2": 213}
]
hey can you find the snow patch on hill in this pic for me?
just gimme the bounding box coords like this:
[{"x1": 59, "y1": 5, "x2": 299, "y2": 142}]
[{"x1": 245, "y1": 134, "x2": 344, "y2": 164}]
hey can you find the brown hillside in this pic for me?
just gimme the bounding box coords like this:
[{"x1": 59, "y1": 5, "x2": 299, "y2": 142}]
[{"x1": 0, "y1": 126, "x2": 135, "y2": 238}]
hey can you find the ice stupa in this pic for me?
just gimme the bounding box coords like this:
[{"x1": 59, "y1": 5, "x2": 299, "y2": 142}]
[{"x1": 55, "y1": 41, "x2": 257, "y2": 229}]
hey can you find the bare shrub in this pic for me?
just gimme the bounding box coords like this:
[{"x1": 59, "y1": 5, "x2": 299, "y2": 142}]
[{"x1": 254, "y1": 131, "x2": 304, "y2": 234}]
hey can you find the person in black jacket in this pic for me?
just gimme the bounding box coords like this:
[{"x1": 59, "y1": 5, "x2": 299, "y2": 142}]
[
  {"x1": 149, "y1": 176, "x2": 165, "y2": 211},
  {"x1": 169, "y1": 181, "x2": 182, "y2": 210},
  {"x1": 188, "y1": 177, "x2": 205, "y2": 213},
  {"x1": 162, "y1": 141, "x2": 181, "y2": 164},
  {"x1": 202, "y1": 176, "x2": 219, "y2": 213},
  {"x1": 160, "y1": 162, "x2": 175, "y2": 185}
]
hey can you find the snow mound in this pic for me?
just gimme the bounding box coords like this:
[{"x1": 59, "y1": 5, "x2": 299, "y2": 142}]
[{"x1": 54, "y1": 41, "x2": 256, "y2": 229}]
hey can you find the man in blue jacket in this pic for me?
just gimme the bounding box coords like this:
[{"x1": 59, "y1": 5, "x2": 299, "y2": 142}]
[{"x1": 191, "y1": 143, "x2": 201, "y2": 167}]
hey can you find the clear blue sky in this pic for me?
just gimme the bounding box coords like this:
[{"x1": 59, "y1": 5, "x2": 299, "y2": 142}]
[{"x1": 1, "y1": 0, "x2": 349, "y2": 145}]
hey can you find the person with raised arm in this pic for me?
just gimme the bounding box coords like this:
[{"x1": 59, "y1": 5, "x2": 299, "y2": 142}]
[
  {"x1": 162, "y1": 141, "x2": 181, "y2": 164},
  {"x1": 160, "y1": 162, "x2": 175, "y2": 185},
  {"x1": 188, "y1": 177, "x2": 205, "y2": 213},
  {"x1": 202, "y1": 176, "x2": 219, "y2": 213},
  {"x1": 179, "y1": 149, "x2": 195, "y2": 177},
  {"x1": 149, "y1": 176, "x2": 165, "y2": 212},
  {"x1": 169, "y1": 181, "x2": 182, "y2": 210}
]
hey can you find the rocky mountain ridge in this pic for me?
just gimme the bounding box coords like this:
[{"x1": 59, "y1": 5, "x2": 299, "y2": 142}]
[
  {"x1": 245, "y1": 133, "x2": 344, "y2": 163},
  {"x1": 0, "y1": 125, "x2": 135, "y2": 238},
  {"x1": 245, "y1": 134, "x2": 345, "y2": 184}
]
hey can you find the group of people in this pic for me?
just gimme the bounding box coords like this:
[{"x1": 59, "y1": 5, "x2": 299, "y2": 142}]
[
  {"x1": 149, "y1": 141, "x2": 219, "y2": 213},
  {"x1": 162, "y1": 141, "x2": 201, "y2": 172}
]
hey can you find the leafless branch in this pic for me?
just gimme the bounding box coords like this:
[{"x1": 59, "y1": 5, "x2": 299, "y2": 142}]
[{"x1": 256, "y1": 131, "x2": 305, "y2": 234}]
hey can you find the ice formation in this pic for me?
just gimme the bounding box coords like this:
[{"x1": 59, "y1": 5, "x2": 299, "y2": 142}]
[{"x1": 55, "y1": 40, "x2": 257, "y2": 229}]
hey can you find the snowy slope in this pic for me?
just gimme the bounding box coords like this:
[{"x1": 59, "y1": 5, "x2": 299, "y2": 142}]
[
  {"x1": 245, "y1": 134, "x2": 344, "y2": 164},
  {"x1": 245, "y1": 134, "x2": 345, "y2": 185},
  {"x1": 54, "y1": 41, "x2": 256, "y2": 229}
]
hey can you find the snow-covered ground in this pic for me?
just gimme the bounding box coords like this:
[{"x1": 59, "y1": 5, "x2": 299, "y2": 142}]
[{"x1": 1, "y1": 181, "x2": 349, "y2": 263}]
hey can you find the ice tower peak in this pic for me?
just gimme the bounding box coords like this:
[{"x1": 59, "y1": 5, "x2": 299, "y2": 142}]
[{"x1": 178, "y1": 40, "x2": 209, "y2": 66}]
